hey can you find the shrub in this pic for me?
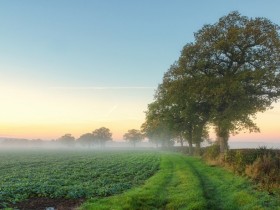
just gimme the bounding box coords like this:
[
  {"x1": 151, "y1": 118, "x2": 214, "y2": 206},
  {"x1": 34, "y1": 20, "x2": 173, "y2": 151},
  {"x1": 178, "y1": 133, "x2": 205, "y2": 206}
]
[
  {"x1": 203, "y1": 146, "x2": 280, "y2": 190},
  {"x1": 223, "y1": 150, "x2": 246, "y2": 174},
  {"x1": 203, "y1": 143, "x2": 220, "y2": 160},
  {"x1": 245, "y1": 154, "x2": 280, "y2": 191}
]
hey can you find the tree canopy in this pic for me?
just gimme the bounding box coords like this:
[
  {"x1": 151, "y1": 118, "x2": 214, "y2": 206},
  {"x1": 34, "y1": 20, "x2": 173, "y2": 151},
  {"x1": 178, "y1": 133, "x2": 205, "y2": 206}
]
[
  {"x1": 141, "y1": 100, "x2": 175, "y2": 148},
  {"x1": 57, "y1": 134, "x2": 75, "y2": 146},
  {"x1": 92, "y1": 127, "x2": 112, "y2": 147},
  {"x1": 123, "y1": 129, "x2": 144, "y2": 147},
  {"x1": 77, "y1": 133, "x2": 95, "y2": 147},
  {"x1": 143, "y1": 11, "x2": 280, "y2": 153}
]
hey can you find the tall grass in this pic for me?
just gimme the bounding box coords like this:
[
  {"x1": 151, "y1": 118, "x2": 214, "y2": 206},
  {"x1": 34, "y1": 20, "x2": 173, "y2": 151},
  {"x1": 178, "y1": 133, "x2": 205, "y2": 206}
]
[{"x1": 203, "y1": 145, "x2": 280, "y2": 191}]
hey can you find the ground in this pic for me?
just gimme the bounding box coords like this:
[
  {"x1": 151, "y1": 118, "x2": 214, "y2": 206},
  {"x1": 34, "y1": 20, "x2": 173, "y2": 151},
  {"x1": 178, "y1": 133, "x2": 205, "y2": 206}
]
[
  {"x1": 11, "y1": 198, "x2": 84, "y2": 210},
  {"x1": 1, "y1": 151, "x2": 279, "y2": 210}
]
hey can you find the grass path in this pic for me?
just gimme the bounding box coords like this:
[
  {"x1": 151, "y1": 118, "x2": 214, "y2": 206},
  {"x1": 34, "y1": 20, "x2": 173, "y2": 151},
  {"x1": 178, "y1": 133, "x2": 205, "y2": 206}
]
[
  {"x1": 184, "y1": 158, "x2": 279, "y2": 210},
  {"x1": 80, "y1": 153, "x2": 280, "y2": 210}
]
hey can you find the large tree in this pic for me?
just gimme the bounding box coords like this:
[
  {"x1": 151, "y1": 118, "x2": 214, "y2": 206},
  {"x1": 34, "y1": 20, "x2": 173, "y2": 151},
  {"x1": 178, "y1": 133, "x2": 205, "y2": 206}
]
[
  {"x1": 178, "y1": 11, "x2": 280, "y2": 152},
  {"x1": 123, "y1": 129, "x2": 144, "y2": 148}
]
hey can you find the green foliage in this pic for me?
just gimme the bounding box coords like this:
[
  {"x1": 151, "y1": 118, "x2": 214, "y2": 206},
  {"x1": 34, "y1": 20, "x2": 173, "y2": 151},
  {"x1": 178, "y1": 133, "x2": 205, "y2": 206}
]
[
  {"x1": 92, "y1": 127, "x2": 112, "y2": 146},
  {"x1": 77, "y1": 133, "x2": 95, "y2": 147},
  {"x1": 180, "y1": 12, "x2": 280, "y2": 152},
  {"x1": 81, "y1": 154, "x2": 206, "y2": 210},
  {"x1": 203, "y1": 143, "x2": 220, "y2": 159},
  {"x1": 56, "y1": 133, "x2": 75, "y2": 146},
  {"x1": 144, "y1": 11, "x2": 280, "y2": 154},
  {"x1": 245, "y1": 153, "x2": 280, "y2": 191},
  {"x1": 141, "y1": 101, "x2": 175, "y2": 147},
  {"x1": 0, "y1": 150, "x2": 160, "y2": 208},
  {"x1": 81, "y1": 153, "x2": 280, "y2": 210},
  {"x1": 123, "y1": 129, "x2": 144, "y2": 147},
  {"x1": 204, "y1": 147, "x2": 280, "y2": 190}
]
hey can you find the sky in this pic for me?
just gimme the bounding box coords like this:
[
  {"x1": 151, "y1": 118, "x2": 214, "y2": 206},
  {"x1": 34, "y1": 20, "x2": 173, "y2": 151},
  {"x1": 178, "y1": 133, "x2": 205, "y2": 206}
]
[{"x1": 0, "y1": 0, "x2": 280, "y2": 142}]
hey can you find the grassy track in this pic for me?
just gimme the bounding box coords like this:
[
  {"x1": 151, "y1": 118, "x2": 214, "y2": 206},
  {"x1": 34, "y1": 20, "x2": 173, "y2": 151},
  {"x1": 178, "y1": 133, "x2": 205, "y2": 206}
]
[
  {"x1": 184, "y1": 158, "x2": 279, "y2": 210},
  {"x1": 80, "y1": 153, "x2": 280, "y2": 210}
]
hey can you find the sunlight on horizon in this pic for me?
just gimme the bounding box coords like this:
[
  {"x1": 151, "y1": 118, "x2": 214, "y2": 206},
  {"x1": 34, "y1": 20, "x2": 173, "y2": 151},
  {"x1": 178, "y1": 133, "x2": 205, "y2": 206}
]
[
  {"x1": 0, "y1": 83, "x2": 154, "y2": 140},
  {"x1": 0, "y1": 82, "x2": 279, "y2": 142}
]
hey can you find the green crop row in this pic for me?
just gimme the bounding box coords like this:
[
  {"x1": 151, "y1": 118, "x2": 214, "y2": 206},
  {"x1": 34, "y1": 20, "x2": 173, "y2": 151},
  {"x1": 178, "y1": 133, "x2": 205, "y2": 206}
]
[{"x1": 0, "y1": 150, "x2": 160, "y2": 208}]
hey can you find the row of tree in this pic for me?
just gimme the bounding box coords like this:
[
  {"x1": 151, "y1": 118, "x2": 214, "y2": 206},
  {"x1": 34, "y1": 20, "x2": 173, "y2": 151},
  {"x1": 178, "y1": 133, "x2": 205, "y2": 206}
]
[
  {"x1": 141, "y1": 12, "x2": 280, "y2": 154},
  {"x1": 56, "y1": 127, "x2": 144, "y2": 147}
]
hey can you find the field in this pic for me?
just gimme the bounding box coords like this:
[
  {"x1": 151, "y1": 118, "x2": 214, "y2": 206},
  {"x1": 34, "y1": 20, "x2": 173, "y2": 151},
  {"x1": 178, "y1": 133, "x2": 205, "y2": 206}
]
[
  {"x1": 0, "y1": 150, "x2": 160, "y2": 209},
  {"x1": 0, "y1": 150, "x2": 279, "y2": 210}
]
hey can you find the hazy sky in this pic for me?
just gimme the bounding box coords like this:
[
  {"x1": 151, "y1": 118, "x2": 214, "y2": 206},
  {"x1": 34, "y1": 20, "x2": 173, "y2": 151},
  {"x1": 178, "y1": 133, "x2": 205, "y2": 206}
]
[{"x1": 0, "y1": 0, "x2": 279, "y2": 141}]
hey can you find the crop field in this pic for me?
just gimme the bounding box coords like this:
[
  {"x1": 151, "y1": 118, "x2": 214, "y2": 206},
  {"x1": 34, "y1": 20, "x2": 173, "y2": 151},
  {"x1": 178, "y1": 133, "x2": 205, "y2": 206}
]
[
  {"x1": 0, "y1": 150, "x2": 160, "y2": 209},
  {"x1": 0, "y1": 150, "x2": 279, "y2": 210}
]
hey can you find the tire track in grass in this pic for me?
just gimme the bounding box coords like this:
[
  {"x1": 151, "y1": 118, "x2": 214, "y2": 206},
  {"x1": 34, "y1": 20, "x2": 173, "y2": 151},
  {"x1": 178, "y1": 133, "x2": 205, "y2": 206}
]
[
  {"x1": 184, "y1": 157, "x2": 279, "y2": 210},
  {"x1": 80, "y1": 153, "x2": 206, "y2": 210},
  {"x1": 165, "y1": 155, "x2": 206, "y2": 210},
  {"x1": 126, "y1": 154, "x2": 176, "y2": 209},
  {"x1": 184, "y1": 158, "x2": 223, "y2": 210},
  {"x1": 81, "y1": 154, "x2": 279, "y2": 210}
]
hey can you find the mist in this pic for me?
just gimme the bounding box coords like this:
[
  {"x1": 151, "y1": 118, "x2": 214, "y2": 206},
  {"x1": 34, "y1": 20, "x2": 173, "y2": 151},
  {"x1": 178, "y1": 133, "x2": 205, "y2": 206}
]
[{"x1": 0, "y1": 137, "x2": 158, "y2": 151}]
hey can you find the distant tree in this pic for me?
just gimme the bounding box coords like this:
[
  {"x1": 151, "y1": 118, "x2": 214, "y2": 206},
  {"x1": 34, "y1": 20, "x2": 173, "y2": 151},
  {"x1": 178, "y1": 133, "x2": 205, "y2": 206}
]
[
  {"x1": 57, "y1": 134, "x2": 75, "y2": 146},
  {"x1": 77, "y1": 133, "x2": 95, "y2": 148},
  {"x1": 32, "y1": 139, "x2": 44, "y2": 146},
  {"x1": 123, "y1": 129, "x2": 144, "y2": 148},
  {"x1": 92, "y1": 127, "x2": 112, "y2": 147}
]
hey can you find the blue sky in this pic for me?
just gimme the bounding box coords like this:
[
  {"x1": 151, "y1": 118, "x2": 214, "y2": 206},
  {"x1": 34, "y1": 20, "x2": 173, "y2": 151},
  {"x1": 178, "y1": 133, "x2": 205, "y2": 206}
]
[{"x1": 0, "y1": 0, "x2": 280, "y2": 141}]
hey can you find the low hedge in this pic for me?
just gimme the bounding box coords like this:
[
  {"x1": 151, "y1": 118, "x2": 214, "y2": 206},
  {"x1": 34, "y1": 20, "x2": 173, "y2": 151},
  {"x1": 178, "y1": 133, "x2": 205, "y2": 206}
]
[{"x1": 203, "y1": 145, "x2": 280, "y2": 191}]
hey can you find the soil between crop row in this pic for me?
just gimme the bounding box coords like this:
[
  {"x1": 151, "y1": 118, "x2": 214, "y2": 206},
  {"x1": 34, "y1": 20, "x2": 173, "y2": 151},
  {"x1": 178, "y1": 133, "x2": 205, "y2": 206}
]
[{"x1": 11, "y1": 197, "x2": 85, "y2": 210}]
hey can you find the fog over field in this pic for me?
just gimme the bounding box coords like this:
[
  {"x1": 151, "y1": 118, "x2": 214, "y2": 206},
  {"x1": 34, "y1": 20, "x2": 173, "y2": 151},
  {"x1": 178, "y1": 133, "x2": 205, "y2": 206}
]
[{"x1": 1, "y1": 138, "x2": 280, "y2": 150}]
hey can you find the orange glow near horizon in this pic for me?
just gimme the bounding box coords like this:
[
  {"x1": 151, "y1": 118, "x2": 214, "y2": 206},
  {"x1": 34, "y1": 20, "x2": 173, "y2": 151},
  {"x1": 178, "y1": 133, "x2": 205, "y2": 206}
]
[
  {"x1": 0, "y1": 84, "x2": 279, "y2": 142},
  {"x1": 0, "y1": 84, "x2": 149, "y2": 140},
  {"x1": 0, "y1": 120, "x2": 142, "y2": 140}
]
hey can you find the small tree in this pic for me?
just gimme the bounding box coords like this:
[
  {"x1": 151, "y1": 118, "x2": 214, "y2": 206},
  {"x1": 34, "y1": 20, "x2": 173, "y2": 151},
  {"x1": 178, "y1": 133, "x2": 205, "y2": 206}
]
[
  {"x1": 57, "y1": 134, "x2": 75, "y2": 147},
  {"x1": 92, "y1": 127, "x2": 112, "y2": 147},
  {"x1": 123, "y1": 129, "x2": 144, "y2": 148}
]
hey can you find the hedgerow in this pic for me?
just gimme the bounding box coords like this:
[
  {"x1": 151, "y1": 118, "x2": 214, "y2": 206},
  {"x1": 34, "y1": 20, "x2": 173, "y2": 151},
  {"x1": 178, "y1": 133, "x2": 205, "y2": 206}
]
[{"x1": 203, "y1": 146, "x2": 280, "y2": 191}]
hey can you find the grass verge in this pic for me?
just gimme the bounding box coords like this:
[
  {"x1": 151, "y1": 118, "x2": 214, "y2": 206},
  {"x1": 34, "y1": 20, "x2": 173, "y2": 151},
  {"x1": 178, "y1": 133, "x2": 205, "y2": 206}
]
[
  {"x1": 80, "y1": 153, "x2": 280, "y2": 210},
  {"x1": 80, "y1": 153, "x2": 206, "y2": 210}
]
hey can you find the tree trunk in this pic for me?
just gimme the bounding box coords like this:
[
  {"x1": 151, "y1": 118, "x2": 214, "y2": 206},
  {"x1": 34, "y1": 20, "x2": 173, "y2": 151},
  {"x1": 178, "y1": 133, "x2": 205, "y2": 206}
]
[
  {"x1": 188, "y1": 141, "x2": 193, "y2": 155},
  {"x1": 216, "y1": 126, "x2": 229, "y2": 153},
  {"x1": 186, "y1": 131, "x2": 193, "y2": 155},
  {"x1": 195, "y1": 142, "x2": 201, "y2": 155},
  {"x1": 180, "y1": 136, "x2": 184, "y2": 147},
  {"x1": 188, "y1": 133, "x2": 193, "y2": 155},
  {"x1": 218, "y1": 136, "x2": 228, "y2": 153}
]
